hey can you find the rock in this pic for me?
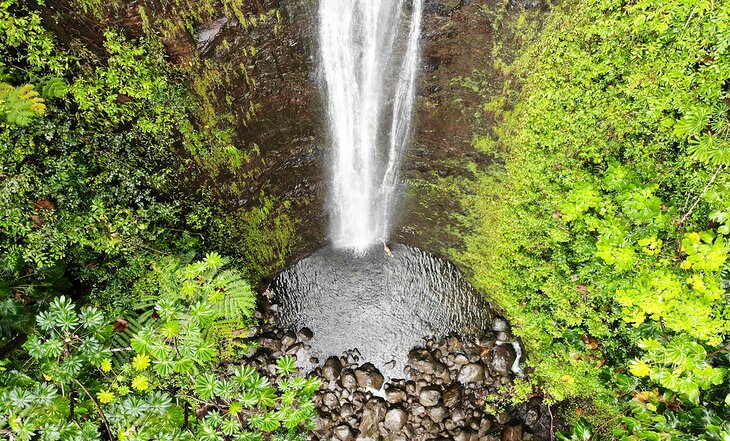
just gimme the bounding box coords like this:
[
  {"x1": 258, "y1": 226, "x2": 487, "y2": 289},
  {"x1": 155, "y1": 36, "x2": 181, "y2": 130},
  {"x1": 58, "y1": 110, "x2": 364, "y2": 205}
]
[
  {"x1": 385, "y1": 386, "x2": 407, "y2": 404},
  {"x1": 443, "y1": 384, "x2": 462, "y2": 408},
  {"x1": 419, "y1": 386, "x2": 441, "y2": 407},
  {"x1": 384, "y1": 408, "x2": 408, "y2": 432},
  {"x1": 333, "y1": 424, "x2": 353, "y2": 441},
  {"x1": 454, "y1": 354, "x2": 469, "y2": 366},
  {"x1": 454, "y1": 429, "x2": 471, "y2": 441},
  {"x1": 359, "y1": 398, "x2": 387, "y2": 435},
  {"x1": 496, "y1": 412, "x2": 510, "y2": 425},
  {"x1": 428, "y1": 405, "x2": 447, "y2": 423},
  {"x1": 458, "y1": 363, "x2": 486, "y2": 383},
  {"x1": 323, "y1": 356, "x2": 343, "y2": 381},
  {"x1": 258, "y1": 337, "x2": 281, "y2": 352},
  {"x1": 314, "y1": 413, "x2": 333, "y2": 436},
  {"x1": 524, "y1": 406, "x2": 540, "y2": 427},
  {"x1": 452, "y1": 408, "x2": 466, "y2": 423},
  {"x1": 478, "y1": 418, "x2": 493, "y2": 436},
  {"x1": 492, "y1": 316, "x2": 510, "y2": 332},
  {"x1": 492, "y1": 345, "x2": 516, "y2": 375},
  {"x1": 408, "y1": 348, "x2": 438, "y2": 373},
  {"x1": 341, "y1": 369, "x2": 357, "y2": 390},
  {"x1": 355, "y1": 363, "x2": 385, "y2": 390},
  {"x1": 298, "y1": 327, "x2": 313, "y2": 340},
  {"x1": 323, "y1": 392, "x2": 339, "y2": 409},
  {"x1": 340, "y1": 403, "x2": 354, "y2": 419},
  {"x1": 497, "y1": 331, "x2": 514, "y2": 342},
  {"x1": 281, "y1": 330, "x2": 297, "y2": 349},
  {"x1": 502, "y1": 425, "x2": 523, "y2": 441},
  {"x1": 405, "y1": 380, "x2": 417, "y2": 395}
]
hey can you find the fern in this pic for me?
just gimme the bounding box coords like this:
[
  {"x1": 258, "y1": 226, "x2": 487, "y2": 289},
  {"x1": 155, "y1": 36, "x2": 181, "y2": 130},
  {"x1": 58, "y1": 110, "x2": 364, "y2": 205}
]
[{"x1": 0, "y1": 82, "x2": 46, "y2": 126}]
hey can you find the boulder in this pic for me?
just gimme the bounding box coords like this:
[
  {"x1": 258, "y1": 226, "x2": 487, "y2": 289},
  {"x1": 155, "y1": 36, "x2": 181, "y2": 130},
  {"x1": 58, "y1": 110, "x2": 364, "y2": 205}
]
[
  {"x1": 355, "y1": 363, "x2": 385, "y2": 390},
  {"x1": 418, "y1": 386, "x2": 441, "y2": 407},
  {"x1": 384, "y1": 408, "x2": 408, "y2": 432},
  {"x1": 457, "y1": 363, "x2": 486, "y2": 383},
  {"x1": 492, "y1": 345, "x2": 516, "y2": 375}
]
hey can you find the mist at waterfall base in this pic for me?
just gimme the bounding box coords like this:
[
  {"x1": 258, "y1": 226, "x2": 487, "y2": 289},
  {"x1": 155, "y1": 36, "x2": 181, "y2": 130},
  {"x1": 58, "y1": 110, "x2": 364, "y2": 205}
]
[
  {"x1": 320, "y1": 0, "x2": 422, "y2": 251},
  {"x1": 271, "y1": 244, "x2": 494, "y2": 378}
]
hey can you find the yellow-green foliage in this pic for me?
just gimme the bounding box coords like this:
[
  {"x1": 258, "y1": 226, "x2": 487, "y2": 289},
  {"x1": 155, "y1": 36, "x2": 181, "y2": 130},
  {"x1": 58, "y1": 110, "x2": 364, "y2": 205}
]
[
  {"x1": 458, "y1": 0, "x2": 730, "y2": 436},
  {"x1": 0, "y1": 82, "x2": 45, "y2": 125}
]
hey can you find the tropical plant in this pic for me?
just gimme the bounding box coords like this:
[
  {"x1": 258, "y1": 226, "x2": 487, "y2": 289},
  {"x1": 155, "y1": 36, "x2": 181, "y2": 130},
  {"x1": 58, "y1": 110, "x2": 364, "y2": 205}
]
[{"x1": 0, "y1": 256, "x2": 319, "y2": 441}]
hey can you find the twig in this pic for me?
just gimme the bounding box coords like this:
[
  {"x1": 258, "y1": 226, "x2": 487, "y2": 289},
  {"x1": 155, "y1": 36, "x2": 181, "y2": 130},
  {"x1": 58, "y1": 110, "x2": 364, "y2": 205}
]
[
  {"x1": 709, "y1": 341, "x2": 730, "y2": 357},
  {"x1": 680, "y1": 164, "x2": 725, "y2": 225},
  {"x1": 678, "y1": 164, "x2": 725, "y2": 256},
  {"x1": 73, "y1": 379, "x2": 112, "y2": 439}
]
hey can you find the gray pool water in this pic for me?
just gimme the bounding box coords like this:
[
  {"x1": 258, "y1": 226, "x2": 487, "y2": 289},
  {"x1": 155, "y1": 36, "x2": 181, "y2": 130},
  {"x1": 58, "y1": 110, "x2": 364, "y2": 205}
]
[{"x1": 270, "y1": 244, "x2": 494, "y2": 378}]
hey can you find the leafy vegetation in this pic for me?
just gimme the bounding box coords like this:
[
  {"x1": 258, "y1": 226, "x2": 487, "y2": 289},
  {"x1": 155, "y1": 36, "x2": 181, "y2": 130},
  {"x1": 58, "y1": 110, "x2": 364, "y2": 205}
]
[
  {"x1": 1, "y1": 255, "x2": 319, "y2": 440},
  {"x1": 458, "y1": 0, "x2": 730, "y2": 437},
  {"x1": 0, "y1": 1, "x2": 312, "y2": 439}
]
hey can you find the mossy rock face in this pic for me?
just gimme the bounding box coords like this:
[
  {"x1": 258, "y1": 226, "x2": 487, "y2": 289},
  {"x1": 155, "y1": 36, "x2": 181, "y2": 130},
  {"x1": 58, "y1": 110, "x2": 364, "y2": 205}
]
[{"x1": 397, "y1": 0, "x2": 548, "y2": 257}]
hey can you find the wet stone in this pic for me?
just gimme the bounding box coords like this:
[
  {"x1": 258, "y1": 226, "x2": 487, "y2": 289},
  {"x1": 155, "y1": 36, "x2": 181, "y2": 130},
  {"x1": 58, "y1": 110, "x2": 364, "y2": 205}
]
[
  {"x1": 458, "y1": 363, "x2": 486, "y2": 383},
  {"x1": 492, "y1": 345, "x2": 517, "y2": 375},
  {"x1": 323, "y1": 356, "x2": 343, "y2": 381},
  {"x1": 281, "y1": 330, "x2": 297, "y2": 349},
  {"x1": 323, "y1": 392, "x2": 339, "y2": 409},
  {"x1": 355, "y1": 363, "x2": 385, "y2": 390},
  {"x1": 333, "y1": 424, "x2": 353, "y2": 441},
  {"x1": 341, "y1": 369, "x2": 357, "y2": 390},
  {"x1": 385, "y1": 386, "x2": 407, "y2": 404},
  {"x1": 428, "y1": 405, "x2": 447, "y2": 423},
  {"x1": 298, "y1": 327, "x2": 314, "y2": 340},
  {"x1": 384, "y1": 408, "x2": 408, "y2": 432},
  {"x1": 419, "y1": 386, "x2": 441, "y2": 407},
  {"x1": 492, "y1": 316, "x2": 510, "y2": 332},
  {"x1": 502, "y1": 425, "x2": 523, "y2": 441},
  {"x1": 359, "y1": 399, "x2": 387, "y2": 435},
  {"x1": 443, "y1": 384, "x2": 462, "y2": 408},
  {"x1": 408, "y1": 348, "x2": 439, "y2": 373}
]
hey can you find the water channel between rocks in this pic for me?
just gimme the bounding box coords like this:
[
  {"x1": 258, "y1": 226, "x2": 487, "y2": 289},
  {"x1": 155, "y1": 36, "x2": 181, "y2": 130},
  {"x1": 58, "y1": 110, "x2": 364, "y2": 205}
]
[{"x1": 271, "y1": 244, "x2": 499, "y2": 379}]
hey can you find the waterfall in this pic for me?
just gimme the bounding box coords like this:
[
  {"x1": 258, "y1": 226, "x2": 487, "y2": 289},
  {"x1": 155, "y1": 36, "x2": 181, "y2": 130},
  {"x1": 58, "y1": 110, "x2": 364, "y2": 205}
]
[{"x1": 319, "y1": 0, "x2": 423, "y2": 251}]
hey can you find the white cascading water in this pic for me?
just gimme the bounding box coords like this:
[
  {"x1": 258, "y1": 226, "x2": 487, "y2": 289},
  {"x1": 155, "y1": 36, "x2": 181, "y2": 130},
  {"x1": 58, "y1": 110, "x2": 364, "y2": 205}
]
[{"x1": 319, "y1": 0, "x2": 423, "y2": 251}]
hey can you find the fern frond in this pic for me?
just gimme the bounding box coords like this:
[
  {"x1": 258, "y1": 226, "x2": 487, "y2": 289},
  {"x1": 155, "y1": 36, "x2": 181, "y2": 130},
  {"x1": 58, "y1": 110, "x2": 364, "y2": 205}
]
[{"x1": 0, "y1": 82, "x2": 46, "y2": 126}]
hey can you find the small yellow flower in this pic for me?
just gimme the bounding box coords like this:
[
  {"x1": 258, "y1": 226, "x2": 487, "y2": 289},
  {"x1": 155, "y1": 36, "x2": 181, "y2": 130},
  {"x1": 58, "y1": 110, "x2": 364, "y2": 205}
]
[
  {"x1": 97, "y1": 389, "x2": 115, "y2": 404},
  {"x1": 100, "y1": 359, "x2": 112, "y2": 373},
  {"x1": 132, "y1": 375, "x2": 149, "y2": 391},
  {"x1": 132, "y1": 353, "x2": 151, "y2": 371},
  {"x1": 43, "y1": 374, "x2": 53, "y2": 381},
  {"x1": 561, "y1": 375, "x2": 575, "y2": 384}
]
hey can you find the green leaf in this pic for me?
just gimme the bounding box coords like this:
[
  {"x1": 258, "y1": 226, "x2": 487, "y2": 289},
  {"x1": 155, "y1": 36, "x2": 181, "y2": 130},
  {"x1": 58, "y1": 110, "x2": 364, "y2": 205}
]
[{"x1": 195, "y1": 373, "x2": 218, "y2": 401}]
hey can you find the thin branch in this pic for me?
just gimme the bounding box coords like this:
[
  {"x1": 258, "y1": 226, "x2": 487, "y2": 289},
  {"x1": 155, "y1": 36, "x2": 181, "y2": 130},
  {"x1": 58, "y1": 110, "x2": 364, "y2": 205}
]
[
  {"x1": 680, "y1": 164, "x2": 725, "y2": 225},
  {"x1": 678, "y1": 164, "x2": 725, "y2": 256},
  {"x1": 709, "y1": 341, "x2": 730, "y2": 357},
  {"x1": 73, "y1": 378, "x2": 112, "y2": 439}
]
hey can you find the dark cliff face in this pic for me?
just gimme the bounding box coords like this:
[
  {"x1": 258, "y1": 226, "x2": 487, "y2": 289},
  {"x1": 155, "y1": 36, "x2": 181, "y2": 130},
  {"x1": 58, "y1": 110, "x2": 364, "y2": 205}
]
[{"x1": 42, "y1": 0, "x2": 546, "y2": 273}]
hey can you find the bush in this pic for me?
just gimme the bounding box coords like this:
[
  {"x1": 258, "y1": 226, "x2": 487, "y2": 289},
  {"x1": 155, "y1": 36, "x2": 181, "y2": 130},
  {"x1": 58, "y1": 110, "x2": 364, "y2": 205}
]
[{"x1": 458, "y1": 0, "x2": 730, "y2": 436}]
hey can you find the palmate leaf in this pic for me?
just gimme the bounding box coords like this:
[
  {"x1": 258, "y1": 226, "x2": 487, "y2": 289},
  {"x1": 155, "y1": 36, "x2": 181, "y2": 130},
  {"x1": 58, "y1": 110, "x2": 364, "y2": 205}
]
[
  {"x1": 195, "y1": 373, "x2": 218, "y2": 401},
  {"x1": 687, "y1": 133, "x2": 730, "y2": 166},
  {"x1": 674, "y1": 106, "x2": 711, "y2": 138},
  {"x1": 234, "y1": 430, "x2": 263, "y2": 441},
  {"x1": 275, "y1": 356, "x2": 296, "y2": 376}
]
